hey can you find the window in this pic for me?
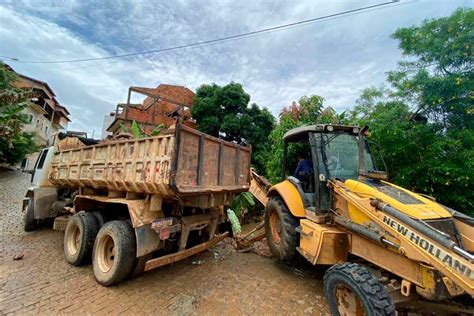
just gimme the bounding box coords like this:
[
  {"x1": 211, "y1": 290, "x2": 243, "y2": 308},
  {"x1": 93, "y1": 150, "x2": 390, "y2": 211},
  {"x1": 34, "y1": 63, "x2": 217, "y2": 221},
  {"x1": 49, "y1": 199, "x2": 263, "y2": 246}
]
[
  {"x1": 20, "y1": 158, "x2": 28, "y2": 169},
  {"x1": 45, "y1": 126, "x2": 48, "y2": 135},
  {"x1": 322, "y1": 134, "x2": 376, "y2": 180},
  {"x1": 36, "y1": 149, "x2": 49, "y2": 170}
]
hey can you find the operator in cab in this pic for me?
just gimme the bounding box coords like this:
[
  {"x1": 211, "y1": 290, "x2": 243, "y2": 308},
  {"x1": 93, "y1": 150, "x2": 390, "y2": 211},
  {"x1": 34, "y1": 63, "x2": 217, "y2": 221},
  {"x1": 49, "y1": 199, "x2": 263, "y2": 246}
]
[{"x1": 294, "y1": 152, "x2": 313, "y2": 182}]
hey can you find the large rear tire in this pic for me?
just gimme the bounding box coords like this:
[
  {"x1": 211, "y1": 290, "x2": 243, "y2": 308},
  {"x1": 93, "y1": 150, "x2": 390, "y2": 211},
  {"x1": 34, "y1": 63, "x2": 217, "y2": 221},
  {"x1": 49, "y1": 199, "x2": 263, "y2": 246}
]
[
  {"x1": 324, "y1": 262, "x2": 395, "y2": 316},
  {"x1": 92, "y1": 211, "x2": 106, "y2": 228},
  {"x1": 64, "y1": 212, "x2": 99, "y2": 266},
  {"x1": 264, "y1": 196, "x2": 299, "y2": 261},
  {"x1": 93, "y1": 220, "x2": 136, "y2": 286},
  {"x1": 23, "y1": 198, "x2": 36, "y2": 232}
]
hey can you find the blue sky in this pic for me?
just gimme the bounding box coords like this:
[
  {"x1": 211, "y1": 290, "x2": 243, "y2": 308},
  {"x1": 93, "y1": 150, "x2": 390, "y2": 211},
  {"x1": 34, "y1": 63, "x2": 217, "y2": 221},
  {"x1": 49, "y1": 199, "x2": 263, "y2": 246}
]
[{"x1": 0, "y1": 0, "x2": 471, "y2": 137}]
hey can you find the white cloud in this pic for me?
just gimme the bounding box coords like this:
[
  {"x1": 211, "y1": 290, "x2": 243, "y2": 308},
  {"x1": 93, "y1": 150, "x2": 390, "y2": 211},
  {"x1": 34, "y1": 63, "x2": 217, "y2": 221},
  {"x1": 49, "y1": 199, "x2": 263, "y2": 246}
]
[{"x1": 1, "y1": 0, "x2": 471, "y2": 137}]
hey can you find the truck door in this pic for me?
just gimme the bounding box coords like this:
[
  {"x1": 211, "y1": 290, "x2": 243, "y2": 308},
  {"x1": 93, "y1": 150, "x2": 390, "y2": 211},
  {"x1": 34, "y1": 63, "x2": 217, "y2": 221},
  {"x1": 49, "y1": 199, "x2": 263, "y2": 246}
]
[{"x1": 31, "y1": 148, "x2": 53, "y2": 186}]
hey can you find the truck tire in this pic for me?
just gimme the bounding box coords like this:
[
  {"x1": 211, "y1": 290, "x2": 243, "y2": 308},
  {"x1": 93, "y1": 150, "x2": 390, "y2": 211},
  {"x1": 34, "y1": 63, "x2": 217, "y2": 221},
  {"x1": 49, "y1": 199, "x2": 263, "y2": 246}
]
[
  {"x1": 64, "y1": 212, "x2": 99, "y2": 266},
  {"x1": 324, "y1": 262, "x2": 395, "y2": 316},
  {"x1": 92, "y1": 211, "x2": 106, "y2": 228},
  {"x1": 93, "y1": 220, "x2": 136, "y2": 286},
  {"x1": 23, "y1": 198, "x2": 36, "y2": 232},
  {"x1": 264, "y1": 196, "x2": 299, "y2": 261}
]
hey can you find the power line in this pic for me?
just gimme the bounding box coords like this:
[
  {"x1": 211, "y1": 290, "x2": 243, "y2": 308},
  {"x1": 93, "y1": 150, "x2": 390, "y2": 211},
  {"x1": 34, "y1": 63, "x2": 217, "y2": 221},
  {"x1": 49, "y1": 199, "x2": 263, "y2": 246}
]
[{"x1": 0, "y1": 0, "x2": 404, "y2": 65}]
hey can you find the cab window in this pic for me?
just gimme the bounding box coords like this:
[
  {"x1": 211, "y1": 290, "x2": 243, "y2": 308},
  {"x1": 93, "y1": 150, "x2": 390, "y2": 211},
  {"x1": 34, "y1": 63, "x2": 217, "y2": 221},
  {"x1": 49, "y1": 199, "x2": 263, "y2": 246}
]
[{"x1": 36, "y1": 149, "x2": 49, "y2": 170}]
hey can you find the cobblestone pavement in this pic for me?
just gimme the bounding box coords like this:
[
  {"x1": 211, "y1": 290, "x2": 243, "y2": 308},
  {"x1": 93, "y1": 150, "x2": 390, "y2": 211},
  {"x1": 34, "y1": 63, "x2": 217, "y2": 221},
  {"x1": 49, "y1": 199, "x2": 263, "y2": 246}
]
[
  {"x1": 2, "y1": 170, "x2": 472, "y2": 315},
  {"x1": 0, "y1": 170, "x2": 330, "y2": 315}
]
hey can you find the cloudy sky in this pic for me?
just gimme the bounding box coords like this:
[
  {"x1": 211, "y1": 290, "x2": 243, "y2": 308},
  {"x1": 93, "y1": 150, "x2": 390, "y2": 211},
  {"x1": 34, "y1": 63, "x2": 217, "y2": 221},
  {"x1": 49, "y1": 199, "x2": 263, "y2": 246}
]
[{"x1": 0, "y1": 0, "x2": 471, "y2": 136}]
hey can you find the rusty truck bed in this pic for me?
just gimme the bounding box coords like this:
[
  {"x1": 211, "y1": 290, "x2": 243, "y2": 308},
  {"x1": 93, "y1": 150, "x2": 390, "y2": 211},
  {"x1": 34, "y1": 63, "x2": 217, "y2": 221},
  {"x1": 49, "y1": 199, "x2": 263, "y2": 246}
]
[{"x1": 49, "y1": 124, "x2": 251, "y2": 197}]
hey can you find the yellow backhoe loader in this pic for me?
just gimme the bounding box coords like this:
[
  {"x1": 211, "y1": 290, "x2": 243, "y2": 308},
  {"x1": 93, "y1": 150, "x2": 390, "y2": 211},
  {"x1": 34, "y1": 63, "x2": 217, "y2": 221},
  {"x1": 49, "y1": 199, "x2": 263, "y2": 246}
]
[{"x1": 254, "y1": 124, "x2": 473, "y2": 315}]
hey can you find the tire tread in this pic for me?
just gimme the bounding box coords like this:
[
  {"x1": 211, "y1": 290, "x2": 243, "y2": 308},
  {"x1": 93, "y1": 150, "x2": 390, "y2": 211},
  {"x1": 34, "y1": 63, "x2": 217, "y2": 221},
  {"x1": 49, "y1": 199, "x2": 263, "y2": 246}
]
[
  {"x1": 324, "y1": 262, "x2": 395, "y2": 316},
  {"x1": 64, "y1": 212, "x2": 99, "y2": 266},
  {"x1": 265, "y1": 196, "x2": 299, "y2": 261},
  {"x1": 93, "y1": 220, "x2": 136, "y2": 286}
]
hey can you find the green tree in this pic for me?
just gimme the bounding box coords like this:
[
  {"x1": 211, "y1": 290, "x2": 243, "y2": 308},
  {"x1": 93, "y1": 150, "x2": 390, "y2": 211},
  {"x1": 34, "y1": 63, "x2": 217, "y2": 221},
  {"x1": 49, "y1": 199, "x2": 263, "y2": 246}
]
[
  {"x1": 266, "y1": 95, "x2": 345, "y2": 183},
  {"x1": 350, "y1": 8, "x2": 473, "y2": 215},
  {"x1": 191, "y1": 82, "x2": 275, "y2": 174},
  {"x1": 0, "y1": 63, "x2": 37, "y2": 165}
]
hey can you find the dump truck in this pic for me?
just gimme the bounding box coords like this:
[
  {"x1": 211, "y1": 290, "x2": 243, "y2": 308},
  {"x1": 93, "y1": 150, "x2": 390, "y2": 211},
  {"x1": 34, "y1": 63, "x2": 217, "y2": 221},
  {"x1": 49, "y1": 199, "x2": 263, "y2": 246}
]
[
  {"x1": 246, "y1": 124, "x2": 473, "y2": 315},
  {"x1": 22, "y1": 123, "x2": 251, "y2": 285}
]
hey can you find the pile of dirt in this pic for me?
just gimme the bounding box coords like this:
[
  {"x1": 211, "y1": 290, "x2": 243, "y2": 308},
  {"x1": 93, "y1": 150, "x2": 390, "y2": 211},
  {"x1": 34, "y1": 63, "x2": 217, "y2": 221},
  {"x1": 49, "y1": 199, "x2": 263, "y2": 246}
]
[
  {"x1": 209, "y1": 238, "x2": 236, "y2": 261},
  {"x1": 249, "y1": 239, "x2": 272, "y2": 258}
]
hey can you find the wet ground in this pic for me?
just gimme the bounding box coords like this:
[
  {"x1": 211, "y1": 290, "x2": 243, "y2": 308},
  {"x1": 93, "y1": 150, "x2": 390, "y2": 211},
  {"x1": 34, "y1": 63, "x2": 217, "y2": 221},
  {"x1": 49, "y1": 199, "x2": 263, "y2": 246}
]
[
  {"x1": 1, "y1": 169, "x2": 473, "y2": 315},
  {"x1": 0, "y1": 169, "x2": 329, "y2": 315}
]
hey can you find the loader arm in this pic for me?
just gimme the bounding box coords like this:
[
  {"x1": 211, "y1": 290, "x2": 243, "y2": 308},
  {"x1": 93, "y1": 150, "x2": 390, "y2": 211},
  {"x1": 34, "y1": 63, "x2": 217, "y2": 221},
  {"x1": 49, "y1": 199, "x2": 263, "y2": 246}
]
[
  {"x1": 233, "y1": 169, "x2": 270, "y2": 250},
  {"x1": 331, "y1": 180, "x2": 474, "y2": 297},
  {"x1": 249, "y1": 168, "x2": 270, "y2": 206}
]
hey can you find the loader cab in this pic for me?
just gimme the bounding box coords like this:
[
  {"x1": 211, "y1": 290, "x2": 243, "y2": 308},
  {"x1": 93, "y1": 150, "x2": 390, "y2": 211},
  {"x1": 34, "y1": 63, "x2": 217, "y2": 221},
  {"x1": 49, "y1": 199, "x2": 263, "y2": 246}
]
[{"x1": 282, "y1": 124, "x2": 382, "y2": 213}]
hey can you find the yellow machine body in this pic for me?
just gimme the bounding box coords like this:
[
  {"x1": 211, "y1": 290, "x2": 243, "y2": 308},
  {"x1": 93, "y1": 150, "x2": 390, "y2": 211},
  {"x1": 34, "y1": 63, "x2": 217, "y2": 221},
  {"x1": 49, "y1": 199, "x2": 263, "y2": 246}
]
[
  {"x1": 344, "y1": 179, "x2": 451, "y2": 222},
  {"x1": 267, "y1": 180, "x2": 305, "y2": 217},
  {"x1": 267, "y1": 177, "x2": 474, "y2": 299}
]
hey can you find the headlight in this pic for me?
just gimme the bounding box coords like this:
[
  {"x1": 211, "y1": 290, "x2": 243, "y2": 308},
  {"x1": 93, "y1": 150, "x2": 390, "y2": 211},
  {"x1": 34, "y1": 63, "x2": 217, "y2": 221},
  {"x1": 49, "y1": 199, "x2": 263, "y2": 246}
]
[
  {"x1": 353, "y1": 127, "x2": 360, "y2": 134},
  {"x1": 326, "y1": 125, "x2": 334, "y2": 132}
]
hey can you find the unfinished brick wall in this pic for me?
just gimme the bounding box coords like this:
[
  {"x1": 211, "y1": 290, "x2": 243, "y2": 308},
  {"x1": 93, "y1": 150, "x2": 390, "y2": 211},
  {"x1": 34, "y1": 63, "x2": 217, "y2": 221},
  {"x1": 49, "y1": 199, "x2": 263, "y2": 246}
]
[
  {"x1": 113, "y1": 84, "x2": 197, "y2": 133},
  {"x1": 142, "y1": 84, "x2": 194, "y2": 110}
]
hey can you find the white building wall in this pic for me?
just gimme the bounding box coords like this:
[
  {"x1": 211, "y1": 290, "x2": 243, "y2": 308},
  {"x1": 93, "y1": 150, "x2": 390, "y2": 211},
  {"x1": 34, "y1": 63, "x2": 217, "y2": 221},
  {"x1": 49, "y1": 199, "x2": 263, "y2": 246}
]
[
  {"x1": 101, "y1": 114, "x2": 115, "y2": 139},
  {"x1": 22, "y1": 107, "x2": 59, "y2": 147}
]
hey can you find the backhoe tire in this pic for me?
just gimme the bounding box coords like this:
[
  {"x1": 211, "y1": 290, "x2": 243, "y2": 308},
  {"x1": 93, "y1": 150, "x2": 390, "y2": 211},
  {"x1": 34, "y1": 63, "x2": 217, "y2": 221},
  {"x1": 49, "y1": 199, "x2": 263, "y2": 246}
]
[
  {"x1": 23, "y1": 198, "x2": 36, "y2": 232},
  {"x1": 93, "y1": 220, "x2": 136, "y2": 286},
  {"x1": 324, "y1": 262, "x2": 395, "y2": 316},
  {"x1": 264, "y1": 196, "x2": 299, "y2": 261},
  {"x1": 64, "y1": 212, "x2": 99, "y2": 266}
]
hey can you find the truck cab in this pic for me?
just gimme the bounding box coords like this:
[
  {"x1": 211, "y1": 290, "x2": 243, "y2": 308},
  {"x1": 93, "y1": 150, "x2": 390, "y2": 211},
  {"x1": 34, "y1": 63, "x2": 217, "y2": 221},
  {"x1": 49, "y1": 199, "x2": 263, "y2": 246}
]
[
  {"x1": 22, "y1": 132, "x2": 97, "y2": 231},
  {"x1": 22, "y1": 146, "x2": 59, "y2": 231}
]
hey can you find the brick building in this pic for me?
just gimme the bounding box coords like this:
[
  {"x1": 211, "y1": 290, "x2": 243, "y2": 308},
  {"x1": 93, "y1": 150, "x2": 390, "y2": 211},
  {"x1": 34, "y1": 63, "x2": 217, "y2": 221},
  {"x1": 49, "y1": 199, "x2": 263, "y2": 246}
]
[{"x1": 106, "y1": 84, "x2": 196, "y2": 136}]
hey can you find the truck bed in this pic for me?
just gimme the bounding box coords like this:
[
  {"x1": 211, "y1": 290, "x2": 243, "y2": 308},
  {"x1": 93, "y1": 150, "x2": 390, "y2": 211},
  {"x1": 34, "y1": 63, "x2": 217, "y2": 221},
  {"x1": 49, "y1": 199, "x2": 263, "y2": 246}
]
[{"x1": 49, "y1": 124, "x2": 251, "y2": 197}]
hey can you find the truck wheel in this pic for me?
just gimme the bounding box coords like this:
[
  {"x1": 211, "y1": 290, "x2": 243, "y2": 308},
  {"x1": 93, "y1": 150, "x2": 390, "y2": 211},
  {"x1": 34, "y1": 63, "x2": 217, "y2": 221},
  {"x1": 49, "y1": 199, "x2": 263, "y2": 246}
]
[
  {"x1": 64, "y1": 212, "x2": 99, "y2": 266},
  {"x1": 324, "y1": 262, "x2": 395, "y2": 316},
  {"x1": 264, "y1": 196, "x2": 299, "y2": 261},
  {"x1": 92, "y1": 211, "x2": 106, "y2": 228},
  {"x1": 93, "y1": 220, "x2": 136, "y2": 286},
  {"x1": 23, "y1": 198, "x2": 36, "y2": 232}
]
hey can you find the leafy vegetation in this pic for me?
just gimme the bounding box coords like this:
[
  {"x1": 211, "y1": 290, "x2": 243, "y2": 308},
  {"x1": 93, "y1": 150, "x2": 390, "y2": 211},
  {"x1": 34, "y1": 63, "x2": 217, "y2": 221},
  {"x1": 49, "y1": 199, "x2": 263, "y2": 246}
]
[
  {"x1": 0, "y1": 63, "x2": 37, "y2": 165},
  {"x1": 184, "y1": 9, "x2": 474, "y2": 216},
  {"x1": 262, "y1": 8, "x2": 472, "y2": 215},
  {"x1": 191, "y1": 82, "x2": 275, "y2": 173},
  {"x1": 231, "y1": 191, "x2": 255, "y2": 219},
  {"x1": 349, "y1": 8, "x2": 473, "y2": 215},
  {"x1": 118, "y1": 121, "x2": 166, "y2": 138}
]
